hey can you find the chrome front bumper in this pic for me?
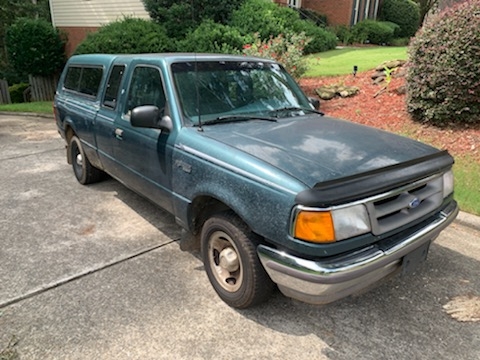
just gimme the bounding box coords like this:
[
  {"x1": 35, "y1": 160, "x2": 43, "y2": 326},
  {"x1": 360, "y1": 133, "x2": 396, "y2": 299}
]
[{"x1": 257, "y1": 202, "x2": 459, "y2": 305}]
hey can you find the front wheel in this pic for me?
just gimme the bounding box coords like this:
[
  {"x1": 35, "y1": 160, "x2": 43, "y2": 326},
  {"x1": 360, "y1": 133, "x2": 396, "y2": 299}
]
[
  {"x1": 69, "y1": 135, "x2": 105, "y2": 185},
  {"x1": 201, "y1": 212, "x2": 274, "y2": 308}
]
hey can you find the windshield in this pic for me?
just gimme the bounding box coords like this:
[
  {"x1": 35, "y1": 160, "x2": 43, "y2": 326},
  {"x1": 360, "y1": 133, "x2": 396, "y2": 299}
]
[{"x1": 171, "y1": 60, "x2": 313, "y2": 125}]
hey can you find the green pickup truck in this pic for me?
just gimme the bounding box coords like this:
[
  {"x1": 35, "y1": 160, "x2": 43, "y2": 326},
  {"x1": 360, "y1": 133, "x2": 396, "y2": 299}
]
[{"x1": 54, "y1": 53, "x2": 458, "y2": 308}]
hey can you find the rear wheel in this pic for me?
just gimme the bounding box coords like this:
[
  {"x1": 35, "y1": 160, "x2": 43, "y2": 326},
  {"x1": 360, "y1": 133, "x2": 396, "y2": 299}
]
[
  {"x1": 69, "y1": 135, "x2": 105, "y2": 185},
  {"x1": 201, "y1": 211, "x2": 274, "y2": 308}
]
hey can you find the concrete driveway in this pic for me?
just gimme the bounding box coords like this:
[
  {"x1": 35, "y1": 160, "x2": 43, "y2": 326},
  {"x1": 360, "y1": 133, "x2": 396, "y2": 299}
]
[{"x1": 0, "y1": 114, "x2": 479, "y2": 360}]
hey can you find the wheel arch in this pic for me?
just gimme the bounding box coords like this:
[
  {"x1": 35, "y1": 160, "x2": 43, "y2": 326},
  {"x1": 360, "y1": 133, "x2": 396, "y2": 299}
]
[{"x1": 65, "y1": 124, "x2": 76, "y2": 164}]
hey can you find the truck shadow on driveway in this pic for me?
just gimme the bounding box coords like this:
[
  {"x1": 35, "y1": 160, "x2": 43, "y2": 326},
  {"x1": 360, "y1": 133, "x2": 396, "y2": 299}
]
[{"x1": 237, "y1": 243, "x2": 480, "y2": 360}]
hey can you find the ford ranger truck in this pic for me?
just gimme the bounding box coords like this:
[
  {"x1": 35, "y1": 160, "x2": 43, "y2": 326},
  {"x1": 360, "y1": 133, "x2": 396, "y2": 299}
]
[{"x1": 54, "y1": 54, "x2": 459, "y2": 308}]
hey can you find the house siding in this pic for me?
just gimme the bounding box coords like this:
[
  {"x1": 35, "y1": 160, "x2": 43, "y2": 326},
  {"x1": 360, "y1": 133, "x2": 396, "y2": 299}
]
[
  {"x1": 49, "y1": 0, "x2": 150, "y2": 27},
  {"x1": 50, "y1": 0, "x2": 150, "y2": 56}
]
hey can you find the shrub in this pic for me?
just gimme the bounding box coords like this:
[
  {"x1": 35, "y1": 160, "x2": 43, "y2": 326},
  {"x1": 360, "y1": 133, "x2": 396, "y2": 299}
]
[
  {"x1": 379, "y1": 0, "x2": 420, "y2": 38},
  {"x1": 8, "y1": 83, "x2": 29, "y2": 103},
  {"x1": 6, "y1": 18, "x2": 65, "y2": 77},
  {"x1": 230, "y1": 0, "x2": 297, "y2": 40},
  {"x1": 231, "y1": 0, "x2": 336, "y2": 54},
  {"x1": 331, "y1": 25, "x2": 353, "y2": 45},
  {"x1": 382, "y1": 21, "x2": 401, "y2": 38},
  {"x1": 143, "y1": 0, "x2": 246, "y2": 38},
  {"x1": 75, "y1": 17, "x2": 173, "y2": 54},
  {"x1": 390, "y1": 37, "x2": 410, "y2": 46},
  {"x1": 242, "y1": 32, "x2": 310, "y2": 79},
  {"x1": 292, "y1": 20, "x2": 337, "y2": 54},
  {"x1": 407, "y1": 0, "x2": 480, "y2": 126},
  {"x1": 178, "y1": 20, "x2": 249, "y2": 53},
  {"x1": 351, "y1": 20, "x2": 395, "y2": 45}
]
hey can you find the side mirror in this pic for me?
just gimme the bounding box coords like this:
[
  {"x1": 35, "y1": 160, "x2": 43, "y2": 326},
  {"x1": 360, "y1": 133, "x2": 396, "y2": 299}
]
[
  {"x1": 131, "y1": 105, "x2": 173, "y2": 131},
  {"x1": 308, "y1": 97, "x2": 320, "y2": 110}
]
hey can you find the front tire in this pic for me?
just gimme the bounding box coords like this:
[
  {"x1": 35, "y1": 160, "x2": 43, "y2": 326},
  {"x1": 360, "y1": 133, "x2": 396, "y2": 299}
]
[
  {"x1": 201, "y1": 212, "x2": 274, "y2": 308},
  {"x1": 69, "y1": 135, "x2": 105, "y2": 185}
]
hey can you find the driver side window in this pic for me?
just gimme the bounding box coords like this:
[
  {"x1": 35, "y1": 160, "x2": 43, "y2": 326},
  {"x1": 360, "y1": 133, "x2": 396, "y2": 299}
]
[{"x1": 125, "y1": 66, "x2": 166, "y2": 115}]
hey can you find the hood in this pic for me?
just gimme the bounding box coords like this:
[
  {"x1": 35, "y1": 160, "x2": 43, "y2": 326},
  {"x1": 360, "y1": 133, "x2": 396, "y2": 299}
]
[{"x1": 200, "y1": 115, "x2": 440, "y2": 188}]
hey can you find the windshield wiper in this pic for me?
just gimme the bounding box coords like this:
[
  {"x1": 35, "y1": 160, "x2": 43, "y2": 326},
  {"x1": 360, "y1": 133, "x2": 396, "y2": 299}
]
[
  {"x1": 200, "y1": 114, "x2": 278, "y2": 126},
  {"x1": 269, "y1": 107, "x2": 324, "y2": 117}
]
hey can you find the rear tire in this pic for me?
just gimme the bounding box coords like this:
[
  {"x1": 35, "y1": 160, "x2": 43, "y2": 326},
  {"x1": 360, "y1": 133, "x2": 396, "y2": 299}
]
[
  {"x1": 69, "y1": 135, "x2": 105, "y2": 185},
  {"x1": 201, "y1": 211, "x2": 274, "y2": 308}
]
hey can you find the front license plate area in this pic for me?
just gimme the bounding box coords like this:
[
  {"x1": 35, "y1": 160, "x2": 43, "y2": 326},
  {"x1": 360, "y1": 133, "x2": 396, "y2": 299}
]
[{"x1": 402, "y1": 241, "x2": 431, "y2": 275}]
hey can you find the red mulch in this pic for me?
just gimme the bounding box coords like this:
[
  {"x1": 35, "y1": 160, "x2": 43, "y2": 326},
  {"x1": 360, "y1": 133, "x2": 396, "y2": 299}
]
[{"x1": 299, "y1": 71, "x2": 480, "y2": 161}]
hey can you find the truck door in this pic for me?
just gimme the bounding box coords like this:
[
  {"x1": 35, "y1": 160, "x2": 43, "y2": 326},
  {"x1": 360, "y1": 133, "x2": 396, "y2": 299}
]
[
  {"x1": 112, "y1": 65, "x2": 174, "y2": 213},
  {"x1": 95, "y1": 64, "x2": 126, "y2": 173}
]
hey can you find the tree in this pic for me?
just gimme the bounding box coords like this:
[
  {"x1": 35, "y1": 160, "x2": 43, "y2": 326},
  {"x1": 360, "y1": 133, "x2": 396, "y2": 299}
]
[
  {"x1": 6, "y1": 18, "x2": 64, "y2": 77},
  {"x1": 142, "y1": 0, "x2": 246, "y2": 38},
  {"x1": 415, "y1": 0, "x2": 438, "y2": 26},
  {"x1": 0, "y1": 0, "x2": 51, "y2": 81}
]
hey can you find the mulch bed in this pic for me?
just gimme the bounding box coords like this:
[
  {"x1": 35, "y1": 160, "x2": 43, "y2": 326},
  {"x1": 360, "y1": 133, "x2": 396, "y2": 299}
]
[{"x1": 299, "y1": 71, "x2": 480, "y2": 161}]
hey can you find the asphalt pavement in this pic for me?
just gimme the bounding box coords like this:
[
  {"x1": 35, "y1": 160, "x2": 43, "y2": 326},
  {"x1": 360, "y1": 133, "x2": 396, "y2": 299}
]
[{"x1": 0, "y1": 114, "x2": 479, "y2": 360}]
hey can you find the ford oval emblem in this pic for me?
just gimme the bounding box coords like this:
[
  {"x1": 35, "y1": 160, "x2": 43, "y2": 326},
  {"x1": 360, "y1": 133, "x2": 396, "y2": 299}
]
[{"x1": 409, "y1": 197, "x2": 421, "y2": 209}]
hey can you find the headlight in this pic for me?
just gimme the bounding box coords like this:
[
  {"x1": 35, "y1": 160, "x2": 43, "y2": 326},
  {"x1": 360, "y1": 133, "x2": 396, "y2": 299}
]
[
  {"x1": 443, "y1": 170, "x2": 454, "y2": 198},
  {"x1": 292, "y1": 204, "x2": 371, "y2": 243}
]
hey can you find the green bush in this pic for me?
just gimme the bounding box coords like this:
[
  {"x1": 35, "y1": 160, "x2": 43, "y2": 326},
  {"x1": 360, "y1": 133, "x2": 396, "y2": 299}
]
[
  {"x1": 331, "y1": 25, "x2": 353, "y2": 45},
  {"x1": 143, "y1": 0, "x2": 246, "y2": 38},
  {"x1": 178, "y1": 20, "x2": 249, "y2": 53},
  {"x1": 230, "y1": 0, "x2": 297, "y2": 40},
  {"x1": 6, "y1": 18, "x2": 65, "y2": 77},
  {"x1": 242, "y1": 32, "x2": 310, "y2": 79},
  {"x1": 383, "y1": 21, "x2": 401, "y2": 38},
  {"x1": 75, "y1": 17, "x2": 173, "y2": 54},
  {"x1": 379, "y1": 0, "x2": 420, "y2": 38},
  {"x1": 292, "y1": 20, "x2": 337, "y2": 54},
  {"x1": 390, "y1": 37, "x2": 410, "y2": 46},
  {"x1": 230, "y1": 0, "x2": 336, "y2": 54},
  {"x1": 8, "y1": 83, "x2": 29, "y2": 103},
  {"x1": 407, "y1": 0, "x2": 480, "y2": 126},
  {"x1": 351, "y1": 20, "x2": 395, "y2": 45}
]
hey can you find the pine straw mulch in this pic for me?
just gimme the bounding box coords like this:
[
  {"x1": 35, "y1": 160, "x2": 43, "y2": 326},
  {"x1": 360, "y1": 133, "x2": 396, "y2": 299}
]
[{"x1": 299, "y1": 71, "x2": 480, "y2": 162}]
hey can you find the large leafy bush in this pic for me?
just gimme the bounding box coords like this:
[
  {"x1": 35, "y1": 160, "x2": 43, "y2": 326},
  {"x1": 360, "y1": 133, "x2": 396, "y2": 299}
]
[
  {"x1": 351, "y1": 20, "x2": 395, "y2": 45},
  {"x1": 6, "y1": 18, "x2": 65, "y2": 76},
  {"x1": 143, "y1": 0, "x2": 245, "y2": 38},
  {"x1": 407, "y1": 0, "x2": 480, "y2": 125},
  {"x1": 379, "y1": 0, "x2": 420, "y2": 38},
  {"x1": 242, "y1": 32, "x2": 310, "y2": 79},
  {"x1": 230, "y1": 0, "x2": 297, "y2": 40},
  {"x1": 178, "y1": 20, "x2": 249, "y2": 53},
  {"x1": 231, "y1": 0, "x2": 336, "y2": 54},
  {"x1": 292, "y1": 20, "x2": 337, "y2": 54},
  {"x1": 75, "y1": 18, "x2": 173, "y2": 54}
]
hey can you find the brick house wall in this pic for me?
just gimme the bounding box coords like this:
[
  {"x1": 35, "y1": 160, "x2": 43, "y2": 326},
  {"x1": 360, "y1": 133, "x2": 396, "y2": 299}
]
[{"x1": 273, "y1": 0, "x2": 380, "y2": 26}]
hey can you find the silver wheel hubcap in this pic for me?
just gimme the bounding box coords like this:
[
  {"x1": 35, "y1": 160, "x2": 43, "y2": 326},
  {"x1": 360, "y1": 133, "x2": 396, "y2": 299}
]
[
  {"x1": 76, "y1": 153, "x2": 83, "y2": 167},
  {"x1": 208, "y1": 231, "x2": 243, "y2": 292}
]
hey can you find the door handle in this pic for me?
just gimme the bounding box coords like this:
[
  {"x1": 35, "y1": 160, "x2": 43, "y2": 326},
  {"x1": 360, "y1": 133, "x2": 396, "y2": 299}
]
[{"x1": 114, "y1": 128, "x2": 123, "y2": 140}]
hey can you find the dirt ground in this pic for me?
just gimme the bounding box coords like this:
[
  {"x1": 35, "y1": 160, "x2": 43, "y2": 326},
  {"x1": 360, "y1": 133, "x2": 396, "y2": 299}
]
[{"x1": 299, "y1": 71, "x2": 480, "y2": 161}]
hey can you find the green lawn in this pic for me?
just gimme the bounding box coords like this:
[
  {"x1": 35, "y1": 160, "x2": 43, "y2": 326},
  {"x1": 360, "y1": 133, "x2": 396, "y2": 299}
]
[
  {"x1": 304, "y1": 47, "x2": 408, "y2": 77},
  {"x1": 453, "y1": 158, "x2": 480, "y2": 215},
  {"x1": 0, "y1": 101, "x2": 53, "y2": 114}
]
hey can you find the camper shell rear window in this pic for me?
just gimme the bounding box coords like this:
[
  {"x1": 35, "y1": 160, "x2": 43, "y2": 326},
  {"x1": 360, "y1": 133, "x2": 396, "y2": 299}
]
[{"x1": 63, "y1": 65, "x2": 103, "y2": 97}]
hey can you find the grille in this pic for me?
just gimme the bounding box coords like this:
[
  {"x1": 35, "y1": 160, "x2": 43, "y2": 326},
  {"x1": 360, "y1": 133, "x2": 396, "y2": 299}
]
[{"x1": 366, "y1": 175, "x2": 444, "y2": 235}]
